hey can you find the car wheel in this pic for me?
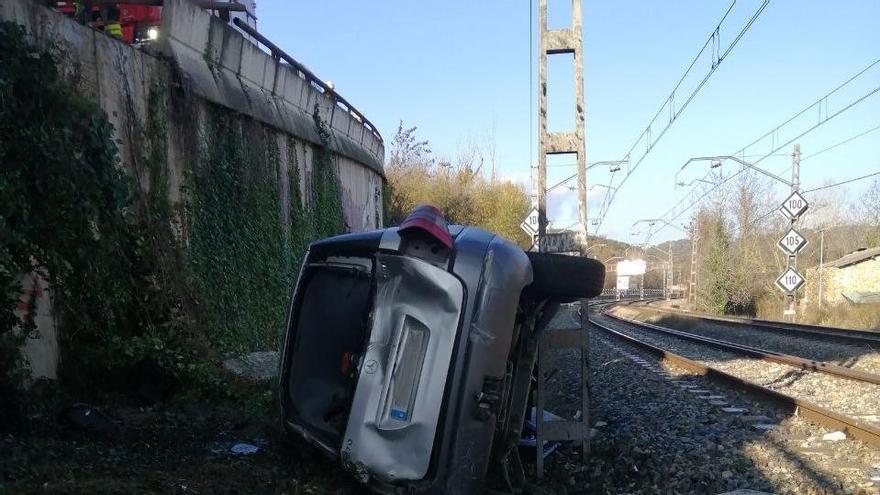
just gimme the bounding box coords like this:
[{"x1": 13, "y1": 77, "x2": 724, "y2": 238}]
[{"x1": 526, "y1": 252, "x2": 605, "y2": 300}]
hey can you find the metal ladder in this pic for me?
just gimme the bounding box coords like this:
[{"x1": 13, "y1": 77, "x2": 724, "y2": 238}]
[{"x1": 534, "y1": 303, "x2": 590, "y2": 478}]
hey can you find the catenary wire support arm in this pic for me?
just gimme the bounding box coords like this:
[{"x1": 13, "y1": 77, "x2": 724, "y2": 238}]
[
  {"x1": 677, "y1": 155, "x2": 793, "y2": 187},
  {"x1": 656, "y1": 58, "x2": 880, "y2": 227},
  {"x1": 631, "y1": 218, "x2": 690, "y2": 235}
]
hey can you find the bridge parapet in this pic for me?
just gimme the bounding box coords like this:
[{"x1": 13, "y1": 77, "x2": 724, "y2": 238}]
[{"x1": 160, "y1": 0, "x2": 384, "y2": 175}]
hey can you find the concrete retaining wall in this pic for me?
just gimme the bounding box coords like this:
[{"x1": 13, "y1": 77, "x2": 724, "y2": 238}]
[{"x1": 0, "y1": 0, "x2": 385, "y2": 380}]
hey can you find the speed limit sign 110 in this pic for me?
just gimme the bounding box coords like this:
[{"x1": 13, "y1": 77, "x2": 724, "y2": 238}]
[{"x1": 775, "y1": 267, "x2": 805, "y2": 294}]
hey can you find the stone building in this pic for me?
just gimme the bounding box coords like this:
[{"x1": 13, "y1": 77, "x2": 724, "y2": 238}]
[{"x1": 804, "y1": 246, "x2": 880, "y2": 306}]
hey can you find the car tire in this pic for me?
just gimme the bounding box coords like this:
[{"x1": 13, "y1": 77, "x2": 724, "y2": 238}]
[{"x1": 526, "y1": 252, "x2": 605, "y2": 299}]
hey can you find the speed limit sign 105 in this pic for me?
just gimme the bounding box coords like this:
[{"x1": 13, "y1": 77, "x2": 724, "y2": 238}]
[{"x1": 777, "y1": 228, "x2": 808, "y2": 256}]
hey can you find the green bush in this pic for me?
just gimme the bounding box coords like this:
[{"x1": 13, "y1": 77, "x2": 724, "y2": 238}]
[
  {"x1": 1, "y1": 21, "x2": 348, "y2": 401},
  {"x1": 0, "y1": 21, "x2": 200, "y2": 397}
]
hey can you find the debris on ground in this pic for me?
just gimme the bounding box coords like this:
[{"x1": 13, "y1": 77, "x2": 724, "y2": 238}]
[
  {"x1": 1, "y1": 382, "x2": 363, "y2": 494},
  {"x1": 222, "y1": 351, "x2": 280, "y2": 381},
  {"x1": 822, "y1": 431, "x2": 847, "y2": 441},
  {"x1": 230, "y1": 442, "x2": 260, "y2": 455},
  {"x1": 519, "y1": 407, "x2": 564, "y2": 459},
  {"x1": 207, "y1": 438, "x2": 267, "y2": 456}
]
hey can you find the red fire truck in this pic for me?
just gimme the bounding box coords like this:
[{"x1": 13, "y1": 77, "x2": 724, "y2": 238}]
[{"x1": 54, "y1": 2, "x2": 162, "y2": 44}]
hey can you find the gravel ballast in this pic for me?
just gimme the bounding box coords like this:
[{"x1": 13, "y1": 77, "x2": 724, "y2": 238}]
[
  {"x1": 532, "y1": 303, "x2": 880, "y2": 494},
  {"x1": 596, "y1": 311, "x2": 880, "y2": 428}
]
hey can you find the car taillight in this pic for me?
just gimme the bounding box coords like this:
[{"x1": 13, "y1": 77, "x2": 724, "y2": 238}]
[{"x1": 398, "y1": 205, "x2": 453, "y2": 249}]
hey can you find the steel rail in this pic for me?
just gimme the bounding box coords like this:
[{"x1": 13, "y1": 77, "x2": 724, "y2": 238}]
[
  {"x1": 639, "y1": 303, "x2": 880, "y2": 347},
  {"x1": 590, "y1": 318, "x2": 880, "y2": 449},
  {"x1": 602, "y1": 312, "x2": 880, "y2": 386}
]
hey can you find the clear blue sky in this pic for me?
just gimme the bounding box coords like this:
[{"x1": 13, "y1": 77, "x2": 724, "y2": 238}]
[{"x1": 257, "y1": 1, "x2": 879, "y2": 242}]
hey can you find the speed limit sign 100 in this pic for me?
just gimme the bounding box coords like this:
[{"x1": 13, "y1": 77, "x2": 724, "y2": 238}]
[{"x1": 781, "y1": 191, "x2": 809, "y2": 219}]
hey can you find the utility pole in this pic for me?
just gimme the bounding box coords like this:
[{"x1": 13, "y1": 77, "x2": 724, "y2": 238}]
[
  {"x1": 534, "y1": 2, "x2": 589, "y2": 480},
  {"x1": 629, "y1": 219, "x2": 688, "y2": 303},
  {"x1": 784, "y1": 144, "x2": 801, "y2": 321},
  {"x1": 662, "y1": 263, "x2": 668, "y2": 299},
  {"x1": 818, "y1": 229, "x2": 825, "y2": 306},
  {"x1": 689, "y1": 222, "x2": 699, "y2": 311},
  {"x1": 537, "y1": 0, "x2": 586, "y2": 253},
  {"x1": 644, "y1": 246, "x2": 673, "y2": 300}
]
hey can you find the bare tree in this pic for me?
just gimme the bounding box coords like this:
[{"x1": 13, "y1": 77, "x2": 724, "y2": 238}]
[
  {"x1": 805, "y1": 182, "x2": 854, "y2": 231},
  {"x1": 860, "y1": 176, "x2": 880, "y2": 246},
  {"x1": 388, "y1": 120, "x2": 432, "y2": 171},
  {"x1": 384, "y1": 121, "x2": 531, "y2": 246}
]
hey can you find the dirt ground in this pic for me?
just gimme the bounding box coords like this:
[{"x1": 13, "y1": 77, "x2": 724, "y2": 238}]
[
  {"x1": 1, "y1": 373, "x2": 597, "y2": 495},
  {"x1": 0, "y1": 381, "x2": 367, "y2": 495}
]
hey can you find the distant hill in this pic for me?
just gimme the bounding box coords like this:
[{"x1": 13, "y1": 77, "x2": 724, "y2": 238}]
[{"x1": 583, "y1": 235, "x2": 690, "y2": 290}]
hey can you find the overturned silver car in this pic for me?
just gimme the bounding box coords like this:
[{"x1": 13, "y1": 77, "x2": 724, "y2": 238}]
[{"x1": 279, "y1": 206, "x2": 604, "y2": 493}]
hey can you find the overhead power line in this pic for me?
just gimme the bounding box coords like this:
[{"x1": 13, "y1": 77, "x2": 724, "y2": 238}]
[
  {"x1": 594, "y1": 0, "x2": 772, "y2": 231},
  {"x1": 643, "y1": 168, "x2": 880, "y2": 244},
  {"x1": 801, "y1": 123, "x2": 880, "y2": 162},
  {"x1": 804, "y1": 170, "x2": 880, "y2": 193},
  {"x1": 736, "y1": 169, "x2": 880, "y2": 234},
  {"x1": 664, "y1": 84, "x2": 880, "y2": 225},
  {"x1": 654, "y1": 58, "x2": 880, "y2": 230}
]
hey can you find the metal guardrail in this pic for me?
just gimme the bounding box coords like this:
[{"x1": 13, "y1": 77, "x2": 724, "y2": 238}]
[
  {"x1": 88, "y1": 0, "x2": 246, "y2": 9},
  {"x1": 231, "y1": 17, "x2": 383, "y2": 143}
]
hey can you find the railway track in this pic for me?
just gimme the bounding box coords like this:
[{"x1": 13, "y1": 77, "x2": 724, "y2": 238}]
[
  {"x1": 605, "y1": 311, "x2": 880, "y2": 386},
  {"x1": 589, "y1": 311, "x2": 880, "y2": 449},
  {"x1": 638, "y1": 300, "x2": 880, "y2": 347}
]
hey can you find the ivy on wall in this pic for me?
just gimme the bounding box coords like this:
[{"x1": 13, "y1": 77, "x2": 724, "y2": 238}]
[
  {"x1": 0, "y1": 21, "x2": 198, "y2": 401},
  {"x1": 286, "y1": 136, "x2": 310, "y2": 271},
  {"x1": 184, "y1": 101, "x2": 346, "y2": 354},
  {"x1": 185, "y1": 108, "x2": 289, "y2": 353},
  {"x1": 0, "y1": 19, "x2": 348, "y2": 401},
  {"x1": 310, "y1": 103, "x2": 346, "y2": 237}
]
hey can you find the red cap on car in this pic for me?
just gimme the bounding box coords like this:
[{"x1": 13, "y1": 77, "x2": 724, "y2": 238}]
[{"x1": 399, "y1": 205, "x2": 453, "y2": 249}]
